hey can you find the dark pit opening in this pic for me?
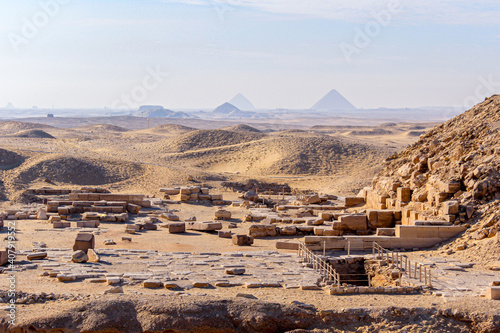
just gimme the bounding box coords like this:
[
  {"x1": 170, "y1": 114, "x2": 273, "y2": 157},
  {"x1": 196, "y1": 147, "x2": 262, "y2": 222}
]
[{"x1": 327, "y1": 256, "x2": 369, "y2": 286}]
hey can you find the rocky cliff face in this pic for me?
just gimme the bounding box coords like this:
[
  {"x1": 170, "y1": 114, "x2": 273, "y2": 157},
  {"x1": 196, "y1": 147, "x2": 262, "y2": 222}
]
[{"x1": 363, "y1": 95, "x2": 500, "y2": 263}]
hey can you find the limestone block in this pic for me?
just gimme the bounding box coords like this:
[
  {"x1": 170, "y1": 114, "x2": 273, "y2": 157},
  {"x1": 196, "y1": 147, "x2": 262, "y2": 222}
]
[
  {"x1": 232, "y1": 235, "x2": 253, "y2": 246},
  {"x1": 319, "y1": 213, "x2": 333, "y2": 221},
  {"x1": 214, "y1": 209, "x2": 231, "y2": 220},
  {"x1": 275, "y1": 241, "x2": 299, "y2": 250},
  {"x1": 53, "y1": 221, "x2": 71, "y2": 229},
  {"x1": 168, "y1": 222, "x2": 186, "y2": 234},
  {"x1": 88, "y1": 249, "x2": 100, "y2": 263},
  {"x1": 485, "y1": 287, "x2": 500, "y2": 300},
  {"x1": 126, "y1": 203, "x2": 141, "y2": 214},
  {"x1": 279, "y1": 226, "x2": 297, "y2": 236},
  {"x1": 249, "y1": 224, "x2": 277, "y2": 238},
  {"x1": 305, "y1": 195, "x2": 321, "y2": 204},
  {"x1": 376, "y1": 228, "x2": 395, "y2": 236},
  {"x1": 187, "y1": 222, "x2": 222, "y2": 231},
  {"x1": 160, "y1": 188, "x2": 180, "y2": 195},
  {"x1": 48, "y1": 215, "x2": 61, "y2": 223},
  {"x1": 73, "y1": 233, "x2": 95, "y2": 253},
  {"x1": 225, "y1": 268, "x2": 245, "y2": 275},
  {"x1": 27, "y1": 252, "x2": 47, "y2": 260},
  {"x1": 143, "y1": 280, "x2": 163, "y2": 288},
  {"x1": 76, "y1": 220, "x2": 99, "y2": 228},
  {"x1": 99, "y1": 215, "x2": 116, "y2": 223},
  {"x1": 443, "y1": 200, "x2": 459, "y2": 215},
  {"x1": 397, "y1": 187, "x2": 412, "y2": 202},
  {"x1": 71, "y1": 250, "x2": 88, "y2": 263},
  {"x1": 336, "y1": 215, "x2": 367, "y2": 231},
  {"x1": 218, "y1": 230, "x2": 232, "y2": 238},
  {"x1": 324, "y1": 229, "x2": 341, "y2": 236},
  {"x1": 344, "y1": 196, "x2": 365, "y2": 207},
  {"x1": 37, "y1": 209, "x2": 48, "y2": 220},
  {"x1": 142, "y1": 222, "x2": 157, "y2": 230},
  {"x1": 162, "y1": 213, "x2": 180, "y2": 221}
]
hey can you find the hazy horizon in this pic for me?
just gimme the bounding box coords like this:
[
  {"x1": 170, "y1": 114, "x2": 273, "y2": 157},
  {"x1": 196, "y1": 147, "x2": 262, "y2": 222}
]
[{"x1": 1, "y1": 0, "x2": 499, "y2": 110}]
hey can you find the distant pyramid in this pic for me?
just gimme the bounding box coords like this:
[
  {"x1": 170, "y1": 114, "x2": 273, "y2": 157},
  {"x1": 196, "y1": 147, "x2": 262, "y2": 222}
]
[
  {"x1": 1, "y1": 102, "x2": 15, "y2": 109},
  {"x1": 311, "y1": 90, "x2": 356, "y2": 111},
  {"x1": 229, "y1": 94, "x2": 255, "y2": 111},
  {"x1": 213, "y1": 102, "x2": 241, "y2": 114}
]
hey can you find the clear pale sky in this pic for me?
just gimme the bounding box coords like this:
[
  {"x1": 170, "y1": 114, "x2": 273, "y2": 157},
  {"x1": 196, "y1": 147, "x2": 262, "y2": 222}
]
[{"x1": 0, "y1": 0, "x2": 499, "y2": 110}]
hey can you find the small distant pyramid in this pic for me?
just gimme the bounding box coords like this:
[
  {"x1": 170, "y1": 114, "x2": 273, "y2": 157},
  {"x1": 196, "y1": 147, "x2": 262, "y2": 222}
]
[
  {"x1": 229, "y1": 94, "x2": 255, "y2": 111},
  {"x1": 311, "y1": 90, "x2": 356, "y2": 111},
  {"x1": 213, "y1": 102, "x2": 241, "y2": 114},
  {"x1": 1, "y1": 103, "x2": 15, "y2": 109}
]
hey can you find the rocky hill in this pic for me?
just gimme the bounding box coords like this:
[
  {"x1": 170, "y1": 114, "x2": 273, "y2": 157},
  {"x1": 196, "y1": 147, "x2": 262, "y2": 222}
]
[{"x1": 366, "y1": 95, "x2": 500, "y2": 265}]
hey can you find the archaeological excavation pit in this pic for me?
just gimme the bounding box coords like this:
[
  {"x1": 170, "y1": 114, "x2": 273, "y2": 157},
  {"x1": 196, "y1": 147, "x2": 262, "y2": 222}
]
[{"x1": 326, "y1": 256, "x2": 370, "y2": 286}]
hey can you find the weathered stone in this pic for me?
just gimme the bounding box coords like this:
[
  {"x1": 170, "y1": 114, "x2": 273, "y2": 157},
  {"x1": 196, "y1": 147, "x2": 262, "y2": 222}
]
[
  {"x1": 305, "y1": 195, "x2": 321, "y2": 204},
  {"x1": 106, "y1": 277, "x2": 122, "y2": 285},
  {"x1": 142, "y1": 222, "x2": 157, "y2": 230},
  {"x1": 143, "y1": 280, "x2": 163, "y2": 288},
  {"x1": 249, "y1": 224, "x2": 277, "y2": 238},
  {"x1": 225, "y1": 268, "x2": 245, "y2": 275},
  {"x1": 57, "y1": 274, "x2": 76, "y2": 282},
  {"x1": 168, "y1": 222, "x2": 186, "y2": 233},
  {"x1": 218, "y1": 230, "x2": 232, "y2": 238},
  {"x1": 486, "y1": 287, "x2": 500, "y2": 300},
  {"x1": 164, "y1": 282, "x2": 181, "y2": 289},
  {"x1": 103, "y1": 239, "x2": 116, "y2": 245},
  {"x1": 104, "y1": 286, "x2": 123, "y2": 294},
  {"x1": 214, "y1": 209, "x2": 231, "y2": 220},
  {"x1": 48, "y1": 215, "x2": 62, "y2": 223},
  {"x1": 53, "y1": 221, "x2": 71, "y2": 229},
  {"x1": 37, "y1": 208, "x2": 48, "y2": 220},
  {"x1": 73, "y1": 233, "x2": 95, "y2": 253},
  {"x1": 335, "y1": 215, "x2": 367, "y2": 231},
  {"x1": 88, "y1": 249, "x2": 100, "y2": 263},
  {"x1": 443, "y1": 200, "x2": 459, "y2": 215},
  {"x1": 279, "y1": 226, "x2": 297, "y2": 236},
  {"x1": 344, "y1": 197, "x2": 364, "y2": 207},
  {"x1": 192, "y1": 281, "x2": 209, "y2": 288},
  {"x1": 126, "y1": 203, "x2": 141, "y2": 214},
  {"x1": 243, "y1": 191, "x2": 258, "y2": 202},
  {"x1": 397, "y1": 187, "x2": 412, "y2": 202},
  {"x1": 187, "y1": 222, "x2": 222, "y2": 231},
  {"x1": 115, "y1": 213, "x2": 129, "y2": 222},
  {"x1": 163, "y1": 213, "x2": 180, "y2": 221},
  {"x1": 71, "y1": 250, "x2": 88, "y2": 263},
  {"x1": 275, "y1": 241, "x2": 299, "y2": 250},
  {"x1": 27, "y1": 252, "x2": 47, "y2": 261},
  {"x1": 232, "y1": 235, "x2": 253, "y2": 246}
]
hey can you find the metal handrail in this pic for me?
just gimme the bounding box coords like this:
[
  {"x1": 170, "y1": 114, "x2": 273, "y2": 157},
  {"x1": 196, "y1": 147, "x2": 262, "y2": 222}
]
[
  {"x1": 372, "y1": 242, "x2": 432, "y2": 287},
  {"x1": 298, "y1": 242, "x2": 341, "y2": 287}
]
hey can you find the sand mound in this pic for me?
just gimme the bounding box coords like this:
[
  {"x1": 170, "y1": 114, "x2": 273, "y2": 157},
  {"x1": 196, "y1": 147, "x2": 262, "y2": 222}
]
[
  {"x1": 0, "y1": 148, "x2": 24, "y2": 170},
  {"x1": 11, "y1": 129, "x2": 55, "y2": 139},
  {"x1": 13, "y1": 155, "x2": 144, "y2": 186},
  {"x1": 150, "y1": 129, "x2": 265, "y2": 153},
  {"x1": 74, "y1": 124, "x2": 129, "y2": 132},
  {"x1": 224, "y1": 124, "x2": 262, "y2": 133},
  {"x1": 0, "y1": 121, "x2": 54, "y2": 134},
  {"x1": 144, "y1": 123, "x2": 197, "y2": 135},
  {"x1": 170, "y1": 135, "x2": 386, "y2": 176},
  {"x1": 349, "y1": 129, "x2": 393, "y2": 136},
  {"x1": 406, "y1": 130, "x2": 425, "y2": 137}
]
